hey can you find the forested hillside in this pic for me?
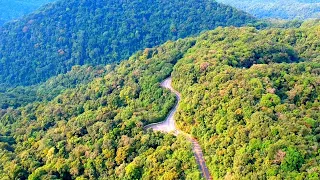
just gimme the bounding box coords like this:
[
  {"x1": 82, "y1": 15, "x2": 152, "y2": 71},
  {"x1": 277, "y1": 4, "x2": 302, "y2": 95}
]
[
  {"x1": 172, "y1": 26, "x2": 320, "y2": 179},
  {"x1": 217, "y1": 0, "x2": 320, "y2": 19},
  {"x1": 0, "y1": 0, "x2": 55, "y2": 26},
  {"x1": 0, "y1": 0, "x2": 256, "y2": 87},
  {"x1": 0, "y1": 65, "x2": 109, "y2": 109},
  {"x1": 1, "y1": 22, "x2": 320, "y2": 179},
  {"x1": 0, "y1": 39, "x2": 203, "y2": 179}
]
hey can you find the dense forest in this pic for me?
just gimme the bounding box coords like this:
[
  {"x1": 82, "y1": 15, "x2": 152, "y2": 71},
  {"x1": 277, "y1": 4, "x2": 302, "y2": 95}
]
[
  {"x1": 0, "y1": 65, "x2": 109, "y2": 109},
  {"x1": 217, "y1": 0, "x2": 320, "y2": 20},
  {"x1": 0, "y1": 0, "x2": 256, "y2": 87},
  {"x1": 1, "y1": 0, "x2": 320, "y2": 178},
  {"x1": 172, "y1": 25, "x2": 320, "y2": 179},
  {"x1": 0, "y1": 39, "x2": 203, "y2": 179},
  {"x1": 0, "y1": 0, "x2": 55, "y2": 25},
  {"x1": 1, "y1": 20, "x2": 320, "y2": 179}
]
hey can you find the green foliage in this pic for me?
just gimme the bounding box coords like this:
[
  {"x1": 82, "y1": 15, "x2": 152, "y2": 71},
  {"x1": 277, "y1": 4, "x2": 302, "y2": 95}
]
[
  {"x1": 0, "y1": 0, "x2": 256, "y2": 87},
  {"x1": 1, "y1": 15, "x2": 320, "y2": 180},
  {"x1": 304, "y1": 118, "x2": 317, "y2": 128},
  {"x1": 260, "y1": 94, "x2": 281, "y2": 108},
  {"x1": 0, "y1": 65, "x2": 109, "y2": 109},
  {"x1": 0, "y1": 40, "x2": 201, "y2": 179},
  {"x1": 280, "y1": 147, "x2": 305, "y2": 172},
  {"x1": 171, "y1": 25, "x2": 320, "y2": 179}
]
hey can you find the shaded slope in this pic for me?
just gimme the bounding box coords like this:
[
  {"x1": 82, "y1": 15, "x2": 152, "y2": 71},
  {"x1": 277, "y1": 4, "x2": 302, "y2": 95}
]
[
  {"x1": 0, "y1": 0, "x2": 256, "y2": 87},
  {"x1": 0, "y1": 65, "x2": 109, "y2": 109}
]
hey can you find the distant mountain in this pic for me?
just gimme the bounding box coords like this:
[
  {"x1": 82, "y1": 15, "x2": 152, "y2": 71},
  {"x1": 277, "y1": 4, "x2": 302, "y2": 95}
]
[
  {"x1": 217, "y1": 0, "x2": 320, "y2": 19},
  {"x1": 0, "y1": 0, "x2": 55, "y2": 25},
  {"x1": 0, "y1": 0, "x2": 256, "y2": 87}
]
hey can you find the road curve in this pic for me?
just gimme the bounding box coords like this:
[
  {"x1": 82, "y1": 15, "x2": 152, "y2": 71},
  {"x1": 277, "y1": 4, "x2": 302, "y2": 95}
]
[{"x1": 146, "y1": 77, "x2": 212, "y2": 180}]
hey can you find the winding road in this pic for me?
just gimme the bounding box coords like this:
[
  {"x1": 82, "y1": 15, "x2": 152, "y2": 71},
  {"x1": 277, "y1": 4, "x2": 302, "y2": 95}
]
[{"x1": 145, "y1": 77, "x2": 212, "y2": 180}]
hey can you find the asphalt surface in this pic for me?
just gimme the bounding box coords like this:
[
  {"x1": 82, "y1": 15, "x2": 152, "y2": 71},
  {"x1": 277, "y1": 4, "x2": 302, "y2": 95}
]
[{"x1": 147, "y1": 77, "x2": 212, "y2": 180}]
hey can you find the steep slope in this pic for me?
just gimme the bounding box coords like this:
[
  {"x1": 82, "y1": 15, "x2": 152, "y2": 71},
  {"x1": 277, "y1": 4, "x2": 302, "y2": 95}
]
[
  {"x1": 217, "y1": 0, "x2": 320, "y2": 19},
  {"x1": 172, "y1": 26, "x2": 320, "y2": 179},
  {"x1": 0, "y1": 0, "x2": 55, "y2": 26},
  {"x1": 0, "y1": 0, "x2": 256, "y2": 87}
]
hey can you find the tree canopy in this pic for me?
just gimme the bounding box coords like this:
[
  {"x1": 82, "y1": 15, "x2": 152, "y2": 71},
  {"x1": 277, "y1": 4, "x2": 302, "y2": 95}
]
[
  {"x1": 0, "y1": 39, "x2": 202, "y2": 179},
  {"x1": 0, "y1": 0, "x2": 256, "y2": 87},
  {"x1": 1, "y1": 12, "x2": 320, "y2": 179},
  {"x1": 172, "y1": 25, "x2": 320, "y2": 179}
]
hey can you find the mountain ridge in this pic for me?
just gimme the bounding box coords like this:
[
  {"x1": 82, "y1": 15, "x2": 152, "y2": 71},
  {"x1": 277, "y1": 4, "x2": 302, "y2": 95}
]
[{"x1": 0, "y1": 0, "x2": 256, "y2": 87}]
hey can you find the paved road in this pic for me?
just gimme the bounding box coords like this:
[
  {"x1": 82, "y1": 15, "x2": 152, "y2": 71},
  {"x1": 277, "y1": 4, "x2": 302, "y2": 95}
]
[{"x1": 146, "y1": 77, "x2": 212, "y2": 180}]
